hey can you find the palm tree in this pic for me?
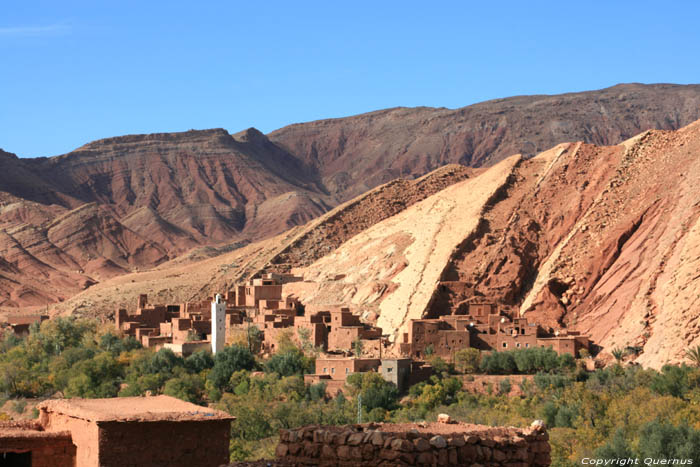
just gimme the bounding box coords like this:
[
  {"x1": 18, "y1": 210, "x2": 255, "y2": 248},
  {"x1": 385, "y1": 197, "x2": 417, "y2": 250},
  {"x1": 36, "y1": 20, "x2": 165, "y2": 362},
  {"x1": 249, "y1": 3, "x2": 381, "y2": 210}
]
[
  {"x1": 611, "y1": 347, "x2": 625, "y2": 364},
  {"x1": 685, "y1": 345, "x2": 700, "y2": 367}
]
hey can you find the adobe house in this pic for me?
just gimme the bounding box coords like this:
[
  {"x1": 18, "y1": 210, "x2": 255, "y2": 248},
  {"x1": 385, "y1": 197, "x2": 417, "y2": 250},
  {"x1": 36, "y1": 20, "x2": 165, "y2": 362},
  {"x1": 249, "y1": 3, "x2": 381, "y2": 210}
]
[
  {"x1": 0, "y1": 420, "x2": 75, "y2": 467},
  {"x1": 400, "y1": 302, "x2": 590, "y2": 359},
  {"x1": 305, "y1": 357, "x2": 433, "y2": 396},
  {"x1": 115, "y1": 293, "x2": 245, "y2": 354},
  {"x1": 1, "y1": 314, "x2": 48, "y2": 337},
  {"x1": 326, "y1": 308, "x2": 383, "y2": 352},
  {"x1": 34, "y1": 395, "x2": 233, "y2": 467},
  {"x1": 399, "y1": 318, "x2": 471, "y2": 359}
]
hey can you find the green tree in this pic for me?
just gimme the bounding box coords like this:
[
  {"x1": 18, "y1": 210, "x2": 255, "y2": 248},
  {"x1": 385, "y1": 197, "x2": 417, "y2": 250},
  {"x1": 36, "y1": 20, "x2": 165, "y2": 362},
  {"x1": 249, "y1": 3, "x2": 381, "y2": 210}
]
[
  {"x1": 455, "y1": 348, "x2": 481, "y2": 374},
  {"x1": 346, "y1": 372, "x2": 399, "y2": 412},
  {"x1": 163, "y1": 374, "x2": 204, "y2": 403},
  {"x1": 248, "y1": 325, "x2": 263, "y2": 354},
  {"x1": 184, "y1": 350, "x2": 214, "y2": 373},
  {"x1": 637, "y1": 420, "x2": 700, "y2": 460},
  {"x1": 264, "y1": 348, "x2": 312, "y2": 376},
  {"x1": 611, "y1": 347, "x2": 625, "y2": 364},
  {"x1": 353, "y1": 338, "x2": 364, "y2": 357},
  {"x1": 208, "y1": 345, "x2": 256, "y2": 391},
  {"x1": 498, "y1": 378, "x2": 512, "y2": 395}
]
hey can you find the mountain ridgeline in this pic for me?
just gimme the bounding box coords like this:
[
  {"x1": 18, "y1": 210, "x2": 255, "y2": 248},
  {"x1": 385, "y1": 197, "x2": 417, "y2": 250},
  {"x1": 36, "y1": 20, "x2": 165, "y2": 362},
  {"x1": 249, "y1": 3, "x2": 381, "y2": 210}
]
[{"x1": 1, "y1": 83, "x2": 700, "y2": 308}]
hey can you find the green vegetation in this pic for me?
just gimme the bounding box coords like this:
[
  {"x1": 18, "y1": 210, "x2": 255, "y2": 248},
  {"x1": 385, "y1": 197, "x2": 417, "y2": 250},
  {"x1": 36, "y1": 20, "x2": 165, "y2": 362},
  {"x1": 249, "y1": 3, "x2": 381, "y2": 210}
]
[
  {"x1": 3, "y1": 319, "x2": 700, "y2": 464},
  {"x1": 479, "y1": 347, "x2": 575, "y2": 374}
]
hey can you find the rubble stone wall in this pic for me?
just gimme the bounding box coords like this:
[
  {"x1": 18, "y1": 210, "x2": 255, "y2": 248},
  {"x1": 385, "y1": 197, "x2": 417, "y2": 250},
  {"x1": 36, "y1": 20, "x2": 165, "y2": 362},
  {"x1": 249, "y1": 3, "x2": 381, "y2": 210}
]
[{"x1": 275, "y1": 422, "x2": 551, "y2": 466}]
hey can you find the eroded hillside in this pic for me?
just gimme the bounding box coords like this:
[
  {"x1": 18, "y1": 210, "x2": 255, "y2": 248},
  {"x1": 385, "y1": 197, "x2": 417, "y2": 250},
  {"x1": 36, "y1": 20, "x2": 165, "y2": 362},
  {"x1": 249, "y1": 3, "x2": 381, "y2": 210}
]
[
  {"x1": 282, "y1": 122, "x2": 700, "y2": 368},
  {"x1": 46, "y1": 165, "x2": 475, "y2": 318},
  {"x1": 2, "y1": 84, "x2": 700, "y2": 309}
]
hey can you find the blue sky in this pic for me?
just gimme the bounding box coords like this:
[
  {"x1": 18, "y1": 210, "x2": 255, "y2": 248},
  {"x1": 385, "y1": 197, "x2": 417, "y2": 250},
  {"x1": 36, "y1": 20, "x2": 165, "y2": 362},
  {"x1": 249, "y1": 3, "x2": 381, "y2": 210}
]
[{"x1": 1, "y1": 1, "x2": 699, "y2": 158}]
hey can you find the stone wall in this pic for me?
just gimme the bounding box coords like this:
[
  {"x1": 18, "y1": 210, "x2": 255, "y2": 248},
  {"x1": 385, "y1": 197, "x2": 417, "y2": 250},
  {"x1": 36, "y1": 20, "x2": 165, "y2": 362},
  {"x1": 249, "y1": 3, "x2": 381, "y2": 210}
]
[{"x1": 275, "y1": 421, "x2": 551, "y2": 466}]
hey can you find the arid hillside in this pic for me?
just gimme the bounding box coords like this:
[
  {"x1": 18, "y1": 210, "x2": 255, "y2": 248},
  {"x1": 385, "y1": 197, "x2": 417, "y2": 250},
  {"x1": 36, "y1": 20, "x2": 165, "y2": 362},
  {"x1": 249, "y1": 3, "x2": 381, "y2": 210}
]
[
  {"x1": 282, "y1": 121, "x2": 700, "y2": 368},
  {"x1": 41, "y1": 120, "x2": 700, "y2": 368},
  {"x1": 0, "y1": 129, "x2": 330, "y2": 307},
  {"x1": 1, "y1": 83, "x2": 699, "y2": 310},
  {"x1": 270, "y1": 83, "x2": 700, "y2": 200},
  {"x1": 46, "y1": 164, "x2": 477, "y2": 318}
]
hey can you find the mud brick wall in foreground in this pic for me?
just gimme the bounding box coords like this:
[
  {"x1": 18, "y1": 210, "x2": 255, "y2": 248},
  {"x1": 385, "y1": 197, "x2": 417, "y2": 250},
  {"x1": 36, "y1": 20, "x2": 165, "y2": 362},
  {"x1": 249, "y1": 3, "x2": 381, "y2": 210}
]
[{"x1": 275, "y1": 422, "x2": 551, "y2": 466}]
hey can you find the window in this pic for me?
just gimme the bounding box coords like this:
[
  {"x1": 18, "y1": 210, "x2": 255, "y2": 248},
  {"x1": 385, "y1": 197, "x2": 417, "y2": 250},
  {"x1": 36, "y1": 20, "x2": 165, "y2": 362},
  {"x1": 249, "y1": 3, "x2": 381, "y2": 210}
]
[
  {"x1": 387, "y1": 367, "x2": 393, "y2": 373},
  {"x1": 502, "y1": 342, "x2": 507, "y2": 348},
  {"x1": 345, "y1": 368, "x2": 349, "y2": 374},
  {"x1": 516, "y1": 343, "x2": 521, "y2": 348},
  {"x1": 323, "y1": 367, "x2": 327, "y2": 373},
  {"x1": 331, "y1": 368, "x2": 335, "y2": 374},
  {"x1": 525, "y1": 343, "x2": 530, "y2": 348},
  {"x1": 521, "y1": 328, "x2": 525, "y2": 335}
]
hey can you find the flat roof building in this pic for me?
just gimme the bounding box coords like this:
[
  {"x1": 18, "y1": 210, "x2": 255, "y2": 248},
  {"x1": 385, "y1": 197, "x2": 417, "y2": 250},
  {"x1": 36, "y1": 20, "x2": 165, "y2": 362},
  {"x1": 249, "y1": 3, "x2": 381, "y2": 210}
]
[{"x1": 32, "y1": 395, "x2": 234, "y2": 467}]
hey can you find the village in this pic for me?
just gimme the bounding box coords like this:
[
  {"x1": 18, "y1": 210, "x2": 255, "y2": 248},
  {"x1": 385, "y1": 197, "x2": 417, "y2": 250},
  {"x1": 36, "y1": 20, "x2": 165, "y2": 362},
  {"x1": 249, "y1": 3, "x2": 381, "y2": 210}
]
[
  {"x1": 108, "y1": 272, "x2": 592, "y2": 396},
  {"x1": 0, "y1": 271, "x2": 592, "y2": 465},
  {"x1": 0, "y1": 271, "x2": 593, "y2": 398}
]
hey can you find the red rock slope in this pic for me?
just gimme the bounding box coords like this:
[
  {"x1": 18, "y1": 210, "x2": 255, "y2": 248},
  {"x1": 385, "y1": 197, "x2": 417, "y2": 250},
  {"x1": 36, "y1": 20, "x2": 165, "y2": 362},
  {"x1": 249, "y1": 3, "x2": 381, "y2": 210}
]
[
  {"x1": 0, "y1": 129, "x2": 330, "y2": 307},
  {"x1": 283, "y1": 121, "x2": 700, "y2": 368}
]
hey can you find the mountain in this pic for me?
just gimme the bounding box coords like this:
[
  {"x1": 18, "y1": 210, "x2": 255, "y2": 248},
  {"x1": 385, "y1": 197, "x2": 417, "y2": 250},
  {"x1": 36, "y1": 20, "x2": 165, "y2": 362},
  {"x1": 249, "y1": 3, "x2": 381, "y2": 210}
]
[
  {"x1": 0, "y1": 129, "x2": 331, "y2": 307},
  {"x1": 269, "y1": 83, "x2": 700, "y2": 200},
  {"x1": 282, "y1": 120, "x2": 700, "y2": 368},
  {"x1": 49, "y1": 120, "x2": 700, "y2": 368},
  {"x1": 2, "y1": 83, "x2": 700, "y2": 310}
]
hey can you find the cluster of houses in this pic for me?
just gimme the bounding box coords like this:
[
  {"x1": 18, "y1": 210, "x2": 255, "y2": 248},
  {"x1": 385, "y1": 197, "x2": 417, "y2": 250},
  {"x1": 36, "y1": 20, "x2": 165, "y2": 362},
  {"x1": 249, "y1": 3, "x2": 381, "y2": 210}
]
[
  {"x1": 115, "y1": 273, "x2": 386, "y2": 358},
  {"x1": 112, "y1": 272, "x2": 592, "y2": 395}
]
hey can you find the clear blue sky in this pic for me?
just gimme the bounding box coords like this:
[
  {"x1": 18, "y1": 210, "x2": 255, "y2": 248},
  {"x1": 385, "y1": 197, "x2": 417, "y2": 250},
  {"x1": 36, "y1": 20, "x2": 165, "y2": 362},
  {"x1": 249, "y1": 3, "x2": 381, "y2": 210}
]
[{"x1": 2, "y1": 1, "x2": 699, "y2": 158}]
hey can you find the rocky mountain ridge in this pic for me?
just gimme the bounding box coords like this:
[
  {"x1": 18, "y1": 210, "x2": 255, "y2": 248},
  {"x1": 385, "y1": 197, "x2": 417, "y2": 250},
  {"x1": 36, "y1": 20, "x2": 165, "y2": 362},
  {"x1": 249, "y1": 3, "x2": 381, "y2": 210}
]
[{"x1": 2, "y1": 83, "x2": 700, "y2": 309}]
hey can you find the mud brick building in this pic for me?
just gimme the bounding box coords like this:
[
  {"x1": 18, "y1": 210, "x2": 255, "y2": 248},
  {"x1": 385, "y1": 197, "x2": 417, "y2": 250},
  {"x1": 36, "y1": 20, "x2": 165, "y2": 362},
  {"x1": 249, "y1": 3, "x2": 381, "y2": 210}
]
[
  {"x1": 305, "y1": 357, "x2": 433, "y2": 395},
  {"x1": 1, "y1": 396, "x2": 233, "y2": 467},
  {"x1": 257, "y1": 305, "x2": 384, "y2": 355},
  {"x1": 115, "y1": 292, "x2": 245, "y2": 355},
  {"x1": 0, "y1": 314, "x2": 48, "y2": 337},
  {"x1": 0, "y1": 420, "x2": 75, "y2": 467},
  {"x1": 400, "y1": 302, "x2": 590, "y2": 359}
]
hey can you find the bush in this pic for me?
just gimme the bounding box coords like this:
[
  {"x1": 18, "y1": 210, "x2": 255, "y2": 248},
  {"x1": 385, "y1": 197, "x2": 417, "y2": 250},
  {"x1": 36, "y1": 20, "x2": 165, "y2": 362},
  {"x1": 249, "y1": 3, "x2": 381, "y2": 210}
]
[
  {"x1": 498, "y1": 378, "x2": 512, "y2": 395},
  {"x1": 184, "y1": 350, "x2": 214, "y2": 373},
  {"x1": 208, "y1": 345, "x2": 256, "y2": 391},
  {"x1": 163, "y1": 374, "x2": 204, "y2": 403},
  {"x1": 637, "y1": 420, "x2": 700, "y2": 459},
  {"x1": 264, "y1": 348, "x2": 312, "y2": 377},
  {"x1": 650, "y1": 365, "x2": 693, "y2": 399},
  {"x1": 455, "y1": 348, "x2": 481, "y2": 374},
  {"x1": 346, "y1": 372, "x2": 399, "y2": 412},
  {"x1": 480, "y1": 351, "x2": 516, "y2": 374}
]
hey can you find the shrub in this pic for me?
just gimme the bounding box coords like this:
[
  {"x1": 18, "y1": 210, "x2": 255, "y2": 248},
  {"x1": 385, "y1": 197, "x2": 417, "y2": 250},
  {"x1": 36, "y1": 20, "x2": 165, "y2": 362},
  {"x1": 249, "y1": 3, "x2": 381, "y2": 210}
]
[
  {"x1": 455, "y1": 348, "x2": 481, "y2": 374},
  {"x1": 184, "y1": 350, "x2": 215, "y2": 373},
  {"x1": 498, "y1": 378, "x2": 512, "y2": 395},
  {"x1": 637, "y1": 420, "x2": 700, "y2": 459},
  {"x1": 208, "y1": 345, "x2": 256, "y2": 391},
  {"x1": 264, "y1": 348, "x2": 312, "y2": 376},
  {"x1": 163, "y1": 374, "x2": 204, "y2": 403},
  {"x1": 346, "y1": 372, "x2": 399, "y2": 412}
]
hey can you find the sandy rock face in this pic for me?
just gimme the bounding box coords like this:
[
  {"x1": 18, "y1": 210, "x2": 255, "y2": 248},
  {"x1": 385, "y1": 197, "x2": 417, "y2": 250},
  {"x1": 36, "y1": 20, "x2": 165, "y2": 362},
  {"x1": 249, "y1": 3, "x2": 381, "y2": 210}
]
[{"x1": 284, "y1": 154, "x2": 521, "y2": 341}]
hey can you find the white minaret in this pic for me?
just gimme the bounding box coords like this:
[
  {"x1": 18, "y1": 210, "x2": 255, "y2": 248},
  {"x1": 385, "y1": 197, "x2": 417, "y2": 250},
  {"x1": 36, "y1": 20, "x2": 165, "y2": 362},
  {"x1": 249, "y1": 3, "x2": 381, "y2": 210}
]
[{"x1": 211, "y1": 294, "x2": 226, "y2": 354}]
